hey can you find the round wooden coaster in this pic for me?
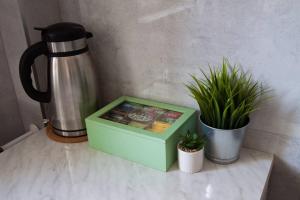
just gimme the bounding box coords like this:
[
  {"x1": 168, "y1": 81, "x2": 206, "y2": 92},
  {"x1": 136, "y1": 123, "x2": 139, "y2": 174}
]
[{"x1": 46, "y1": 125, "x2": 88, "y2": 143}]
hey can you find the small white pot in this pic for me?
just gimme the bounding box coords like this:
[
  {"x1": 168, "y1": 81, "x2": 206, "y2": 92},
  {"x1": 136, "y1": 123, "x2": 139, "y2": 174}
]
[{"x1": 178, "y1": 146, "x2": 204, "y2": 173}]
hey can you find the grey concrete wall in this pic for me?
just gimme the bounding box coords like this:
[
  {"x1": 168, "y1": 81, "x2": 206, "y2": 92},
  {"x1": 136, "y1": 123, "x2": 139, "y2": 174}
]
[
  {"x1": 59, "y1": 0, "x2": 81, "y2": 23},
  {"x1": 0, "y1": 0, "x2": 42, "y2": 131},
  {"x1": 17, "y1": 0, "x2": 61, "y2": 44},
  {"x1": 0, "y1": 35, "x2": 24, "y2": 146},
  {"x1": 17, "y1": 0, "x2": 62, "y2": 118},
  {"x1": 0, "y1": 0, "x2": 61, "y2": 144},
  {"x1": 59, "y1": 0, "x2": 300, "y2": 199}
]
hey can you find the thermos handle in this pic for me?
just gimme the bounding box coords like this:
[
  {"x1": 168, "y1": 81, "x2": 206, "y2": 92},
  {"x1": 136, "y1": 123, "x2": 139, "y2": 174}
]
[
  {"x1": 19, "y1": 41, "x2": 50, "y2": 103},
  {"x1": 86, "y1": 32, "x2": 93, "y2": 38}
]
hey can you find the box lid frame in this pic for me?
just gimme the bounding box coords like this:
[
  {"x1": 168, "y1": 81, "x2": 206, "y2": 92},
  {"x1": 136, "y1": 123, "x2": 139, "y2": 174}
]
[{"x1": 86, "y1": 96, "x2": 196, "y2": 143}]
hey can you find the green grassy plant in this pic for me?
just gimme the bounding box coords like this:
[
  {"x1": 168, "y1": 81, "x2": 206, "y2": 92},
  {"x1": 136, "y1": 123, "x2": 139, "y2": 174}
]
[{"x1": 186, "y1": 58, "x2": 268, "y2": 129}]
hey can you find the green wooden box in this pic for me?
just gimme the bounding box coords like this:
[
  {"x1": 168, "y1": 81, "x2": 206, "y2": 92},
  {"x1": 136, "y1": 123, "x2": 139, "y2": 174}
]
[{"x1": 85, "y1": 96, "x2": 196, "y2": 171}]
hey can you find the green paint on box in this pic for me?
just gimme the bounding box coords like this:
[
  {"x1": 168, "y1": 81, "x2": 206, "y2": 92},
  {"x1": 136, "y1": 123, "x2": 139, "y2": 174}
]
[{"x1": 85, "y1": 96, "x2": 196, "y2": 171}]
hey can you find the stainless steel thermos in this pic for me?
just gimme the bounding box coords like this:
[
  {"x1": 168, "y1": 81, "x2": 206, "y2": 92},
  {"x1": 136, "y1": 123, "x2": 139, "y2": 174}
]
[{"x1": 19, "y1": 22, "x2": 97, "y2": 137}]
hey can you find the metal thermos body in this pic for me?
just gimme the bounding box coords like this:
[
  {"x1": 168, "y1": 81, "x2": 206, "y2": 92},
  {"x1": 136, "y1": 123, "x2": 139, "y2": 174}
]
[
  {"x1": 19, "y1": 23, "x2": 98, "y2": 137},
  {"x1": 47, "y1": 39, "x2": 97, "y2": 136}
]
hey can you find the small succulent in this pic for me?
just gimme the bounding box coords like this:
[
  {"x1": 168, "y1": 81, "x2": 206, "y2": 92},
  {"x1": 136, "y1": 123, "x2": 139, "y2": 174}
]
[{"x1": 178, "y1": 131, "x2": 206, "y2": 152}]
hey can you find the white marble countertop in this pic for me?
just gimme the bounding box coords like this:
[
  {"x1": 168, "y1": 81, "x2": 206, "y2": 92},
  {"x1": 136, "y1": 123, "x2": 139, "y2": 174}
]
[{"x1": 0, "y1": 128, "x2": 273, "y2": 200}]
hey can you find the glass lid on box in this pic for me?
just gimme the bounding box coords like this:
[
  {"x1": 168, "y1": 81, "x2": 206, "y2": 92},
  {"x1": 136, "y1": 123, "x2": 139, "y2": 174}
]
[{"x1": 99, "y1": 101, "x2": 182, "y2": 133}]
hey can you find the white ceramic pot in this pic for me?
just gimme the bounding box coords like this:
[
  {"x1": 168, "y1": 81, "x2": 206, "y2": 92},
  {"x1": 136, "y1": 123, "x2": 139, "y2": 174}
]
[{"x1": 178, "y1": 147, "x2": 204, "y2": 173}]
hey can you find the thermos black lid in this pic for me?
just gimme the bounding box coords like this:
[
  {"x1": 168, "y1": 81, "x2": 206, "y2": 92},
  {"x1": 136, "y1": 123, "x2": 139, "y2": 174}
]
[{"x1": 35, "y1": 22, "x2": 92, "y2": 42}]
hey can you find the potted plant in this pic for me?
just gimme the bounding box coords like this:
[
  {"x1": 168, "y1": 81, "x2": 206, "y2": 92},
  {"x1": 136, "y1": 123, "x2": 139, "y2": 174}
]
[
  {"x1": 178, "y1": 131, "x2": 206, "y2": 173},
  {"x1": 186, "y1": 59, "x2": 268, "y2": 164}
]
